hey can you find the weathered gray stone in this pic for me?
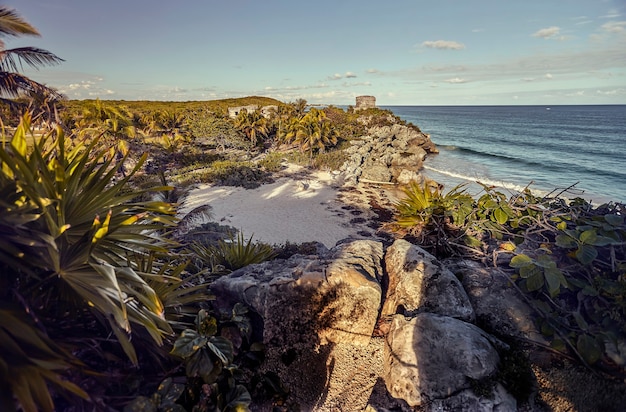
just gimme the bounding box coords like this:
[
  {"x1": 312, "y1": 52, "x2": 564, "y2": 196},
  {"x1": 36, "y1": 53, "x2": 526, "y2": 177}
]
[
  {"x1": 361, "y1": 162, "x2": 394, "y2": 182},
  {"x1": 339, "y1": 123, "x2": 437, "y2": 184},
  {"x1": 383, "y1": 313, "x2": 501, "y2": 407},
  {"x1": 445, "y1": 259, "x2": 546, "y2": 343},
  {"x1": 382, "y1": 239, "x2": 475, "y2": 322},
  {"x1": 210, "y1": 240, "x2": 383, "y2": 347}
]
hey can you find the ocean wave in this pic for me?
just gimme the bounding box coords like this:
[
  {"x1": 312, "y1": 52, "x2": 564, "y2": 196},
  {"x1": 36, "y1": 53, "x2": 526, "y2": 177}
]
[{"x1": 423, "y1": 165, "x2": 548, "y2": 196}]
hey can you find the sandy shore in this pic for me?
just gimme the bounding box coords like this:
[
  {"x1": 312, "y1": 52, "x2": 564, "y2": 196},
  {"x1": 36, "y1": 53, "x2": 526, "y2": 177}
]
[{"x1": 178, "y1": 164, "x2": 393, "y2": 248}]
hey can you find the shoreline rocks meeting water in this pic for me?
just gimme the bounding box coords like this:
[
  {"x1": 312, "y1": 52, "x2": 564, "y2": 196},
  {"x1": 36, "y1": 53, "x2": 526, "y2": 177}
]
[{"x1": 177, "y1": 118, "x2": 625, "y2": 410}]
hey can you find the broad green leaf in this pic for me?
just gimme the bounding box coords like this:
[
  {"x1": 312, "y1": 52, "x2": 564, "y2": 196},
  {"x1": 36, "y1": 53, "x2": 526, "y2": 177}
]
[
  {"x1": 551, "y1": 338, "x2": 567, "y2": 352},
  {"x1": 196, "y1": 310, "x2": 218, "y2": 337},
  {"x1": 510, "y1": 254, "x2": 533, "y2": 268},
  {"x1": 604, "y1": 214, "x2": 624, "y2": 227},
  {"x1": 577, "y1": 334, "x2": 602, "y2": 365},
  {"x1": 535, "y1": 254, "x2": 556, "y2": 269},
  {"x1": 207, "y1": 336, "x2": 234, "y2": 365},
  {"x1": 170, "y1": 329, "x2": 206, "y2": 359},
  {"x1": 224, "y1": 385, "x2": 252, "y2": 411},
  {"x1": 526, "y1": 272, "x2": 545, "y2": 292},
  {"x1": 581, "y1": 286, "x2": 599, "y2": 296},
  {"x1": 575, "y1": 244, "x2": 598, "y2": 265},
  {"x1": 519, "y1": 265, "x2": 541, "y2": 279},
  {"x1": 589, "y1": 235, "x2": 617, "y2": 247},
  {"x1": 555, "y1": 234, "x2": 577, "y2": 248},
  {"x1": 186, "y1": 348, "x2": 215, "y2": 382},
  {"x1": 544, "y1": 270, "x2": 562, "y2": 297},
  {"x1": 578, "y1": 229, "x2": 598, "y2": 245},
  {"x1": 494, "y1": 207, "x2": 508, "y2": 225}
]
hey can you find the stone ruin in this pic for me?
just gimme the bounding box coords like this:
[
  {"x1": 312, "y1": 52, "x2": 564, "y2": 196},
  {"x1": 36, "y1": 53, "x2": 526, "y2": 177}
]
[{"x1": 355, "y1": 95, "x2": 376, "y2": 111}]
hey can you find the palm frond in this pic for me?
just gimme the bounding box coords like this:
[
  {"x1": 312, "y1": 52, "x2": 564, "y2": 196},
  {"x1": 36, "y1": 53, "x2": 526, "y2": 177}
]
[
  {"x1": 0, "y1": 71, "x2": 61, "y2": 99},
  {"x1": 0, "y1": 47, "x2": 64, "y2": 72},
  {"x1": 0, "y1": 7, "x2": 40, "y2": 38}
]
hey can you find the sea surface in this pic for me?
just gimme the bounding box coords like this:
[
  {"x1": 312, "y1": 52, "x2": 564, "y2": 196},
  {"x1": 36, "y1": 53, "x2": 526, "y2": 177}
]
[{"x1": 381, "y1": 105, "x2": 626, "y2": 204}]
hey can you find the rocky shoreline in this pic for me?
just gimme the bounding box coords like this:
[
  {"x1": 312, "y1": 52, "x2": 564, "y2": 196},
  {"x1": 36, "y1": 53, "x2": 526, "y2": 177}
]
[{"x1": 177, "y1": 121, "x2": 626, "y2": 411}]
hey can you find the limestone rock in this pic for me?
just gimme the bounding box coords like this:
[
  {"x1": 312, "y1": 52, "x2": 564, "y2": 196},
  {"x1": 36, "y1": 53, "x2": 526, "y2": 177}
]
[
  {"x1": 445, "y1": 259, "x2": 546, "y2": 343},
  {"x1": 340, "y1": 123, "x2": 437, "y2": 184},
  {"x1": 383, "y1": 313, "x2": 501, "y2": 407},
  {"x1": 210, "y1": 240, "x2": 383, "y2": 347},
  {"x1": 382, "y1": 239, "x2": 475, "y2": 322}
]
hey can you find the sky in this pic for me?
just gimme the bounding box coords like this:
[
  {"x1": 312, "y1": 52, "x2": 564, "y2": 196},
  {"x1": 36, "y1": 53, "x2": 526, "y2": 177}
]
[{"x1": 5, "y1": 0, "x2": 626, "y2": 105}]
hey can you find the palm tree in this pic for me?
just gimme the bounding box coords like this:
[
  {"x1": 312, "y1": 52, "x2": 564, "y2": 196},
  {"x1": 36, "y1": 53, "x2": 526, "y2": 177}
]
[
  {"x1": 293, "y1": 108, "x2": 339, "y2": 164},
  {"x1": 0, "y1": 7, "x2": 64, "y2": 100},
  {"x1": 234, "y1": 109, "x2": 269, "y2": 146},
  {"x1": 291, "y1": 98, "x2": 308, "y2": 118}
]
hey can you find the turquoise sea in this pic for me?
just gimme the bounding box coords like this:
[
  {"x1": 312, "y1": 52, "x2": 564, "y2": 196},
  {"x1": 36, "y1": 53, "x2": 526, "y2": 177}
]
[{"x1": 382, "y1": 105, "x2": 626, "y2": 204}]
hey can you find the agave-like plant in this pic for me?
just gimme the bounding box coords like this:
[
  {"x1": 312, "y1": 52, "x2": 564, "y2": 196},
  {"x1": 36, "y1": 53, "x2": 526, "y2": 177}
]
[
  {"x1": 0, "y1": 113, "x2": 183, "y2": 410},
  {"x1": 392, "y1": 179, "x2": 475, "y2": 255},
  {"x1": 191, "y1": 232, "x2": 276, "y2": 273}
]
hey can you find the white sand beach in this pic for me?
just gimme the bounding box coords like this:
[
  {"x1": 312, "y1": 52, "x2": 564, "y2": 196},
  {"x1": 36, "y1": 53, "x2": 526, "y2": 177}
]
[{"x1": 178, "y1": 164, "x2": 389, "y2": 248}]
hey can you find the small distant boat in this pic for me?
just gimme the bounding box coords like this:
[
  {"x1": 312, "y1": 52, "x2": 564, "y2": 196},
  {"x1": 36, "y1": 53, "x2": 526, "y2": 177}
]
[{"x1": 546, "y1": 107, "x2": 551, "y2": 110}]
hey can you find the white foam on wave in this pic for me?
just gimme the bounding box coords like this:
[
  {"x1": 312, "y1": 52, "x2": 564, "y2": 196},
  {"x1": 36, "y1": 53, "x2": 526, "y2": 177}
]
[{"x1": 423, "y1": 165, "x2": 548, "y2": 197}]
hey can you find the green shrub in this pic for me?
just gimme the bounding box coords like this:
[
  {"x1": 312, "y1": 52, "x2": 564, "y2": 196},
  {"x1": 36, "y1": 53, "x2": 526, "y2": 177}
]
[
  {"x1": 0, "y1": 113, "x2": 208, "y2": 410},
  {"x1": 258, "y1": 151, "x2": 285, "y2": 172},
  {"x1": 191, "y1": 232, "x2": 276, "y2": 273}
]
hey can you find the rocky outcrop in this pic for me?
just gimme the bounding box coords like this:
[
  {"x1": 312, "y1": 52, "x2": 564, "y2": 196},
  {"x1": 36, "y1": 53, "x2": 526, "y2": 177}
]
[
  {"x1": 342, "y1": 124, "x2": 438, "y2": 184},
  {"x1": 445, "y1": 259, "x2": 546, "y2": 344},
  {"x1": 382, "y1": 240, "x2": 474, "y2": 322},
  {"x1": 211, "y1": 239, "x2": 519, "y2": 411},
  {"x1": 383, "y1": 313, "x2": 503, "y2": 407},
  {"x1": 211, "y1": 240, "x2": 383, "y2": 347}
]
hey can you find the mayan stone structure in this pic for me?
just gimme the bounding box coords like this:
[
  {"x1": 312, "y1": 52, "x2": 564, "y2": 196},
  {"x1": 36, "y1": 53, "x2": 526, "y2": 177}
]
[{"x1": 355, "y1": 95, "x2": 376, "y2": 110}]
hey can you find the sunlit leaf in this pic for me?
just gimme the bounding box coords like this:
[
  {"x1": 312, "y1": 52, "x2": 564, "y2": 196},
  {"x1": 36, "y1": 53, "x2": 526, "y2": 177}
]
[
  {"x1": 579, "y1": 229, "x2": 598, "y2": 245},
  {"x1": 510, "y1": 254, "x2": 533, "y2": 268},
  {"x1": 494, "y1": 207, "x2": 508, "y2": 225}
]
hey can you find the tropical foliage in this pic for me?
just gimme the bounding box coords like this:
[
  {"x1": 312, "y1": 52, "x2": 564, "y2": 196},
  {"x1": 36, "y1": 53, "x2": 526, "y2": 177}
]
[
  {"x1": 0, "y1": 113, "x2": 204, "y2": 410},
  {"x1": 391, "y1": 179, "x2": 626, "y2": 378},
  {"x1": 0, "y1": 7, "x2": 63, "y2": 101}
]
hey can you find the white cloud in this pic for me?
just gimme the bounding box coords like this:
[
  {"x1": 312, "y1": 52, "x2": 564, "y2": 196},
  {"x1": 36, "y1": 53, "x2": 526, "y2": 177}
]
[
  {"x1": 597, "y1": 88, "x2": 625, "y2": 95},
  {"x1": 328, "y1": 71, "x2": 357, "y2": 80},
  {"x1": 366, "y1": 68, "x2": 380, "y2": 74},
  {"x1": 545, "y1": 73, "x2": 553, "y2": 79},
  {"x1": 532, "y1": 26, "x2": 562, "y2": 39},
  {"x1": 421, "y1": 40, "x2": 465, "y2": 50},
  {"x1": 345, "y1": 71, "x2": 357, "y2": 78},
  {"x1": 600, "y1": 9, "x2": 621, "y2": 19},
  {"x1": 602, "y1": 21, "x2": 626, "y2": 33},
  {"x1": 444, "y1": 77, "x2": 467, "y2": 84},
  {"x1": 566, "y1": 90, "x2": 586, "y2": 97}
]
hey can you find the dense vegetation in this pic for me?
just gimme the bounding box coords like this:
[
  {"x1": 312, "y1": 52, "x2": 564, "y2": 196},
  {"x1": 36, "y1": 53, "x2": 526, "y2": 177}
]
[
  {"x1": 389, "y1": 180, "x2": 626, "y2": 379},
  {"x1": 1, "y1": 6, "x2": 624, "y2": 411}
]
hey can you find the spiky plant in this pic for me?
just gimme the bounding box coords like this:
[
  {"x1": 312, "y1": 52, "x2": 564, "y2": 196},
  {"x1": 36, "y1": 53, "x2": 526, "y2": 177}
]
[
  {"x1": 191, "y1": 232, "x2": 276, "y2": 273},
  {"x1": 0, "y1": 113, "x2": 185, "y2": 410}
]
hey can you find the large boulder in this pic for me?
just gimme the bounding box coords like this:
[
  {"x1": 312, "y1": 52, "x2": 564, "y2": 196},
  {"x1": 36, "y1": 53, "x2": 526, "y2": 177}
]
[
  {"x1": 383, "y1": 313, "x2": 506, "y2": 408},
  {"x1": 210, "y1": 239, "x2": 383, "y2": 347},
  {"x1": 445, "y1": 259, "x2": 546, "y2": 343},
  {"x1": 382, "y1": 239, "x2": 475, "y2": 322}
]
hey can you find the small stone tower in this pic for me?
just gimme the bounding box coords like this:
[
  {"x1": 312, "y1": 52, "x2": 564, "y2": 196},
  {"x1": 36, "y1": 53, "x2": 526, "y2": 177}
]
[{"x1": 355, "y1": 95, "x2": 376, "y2": 110}]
